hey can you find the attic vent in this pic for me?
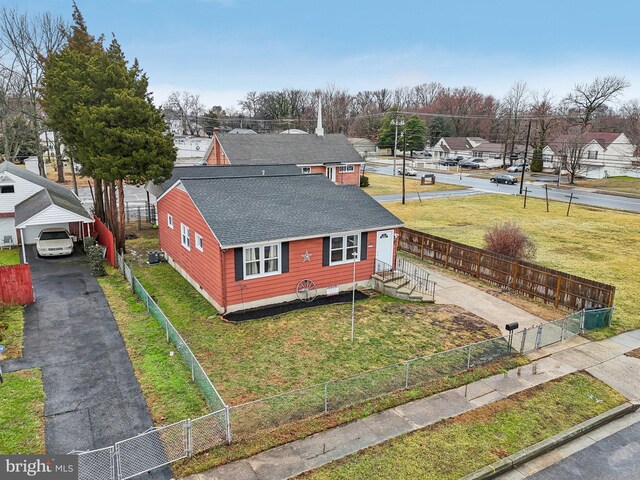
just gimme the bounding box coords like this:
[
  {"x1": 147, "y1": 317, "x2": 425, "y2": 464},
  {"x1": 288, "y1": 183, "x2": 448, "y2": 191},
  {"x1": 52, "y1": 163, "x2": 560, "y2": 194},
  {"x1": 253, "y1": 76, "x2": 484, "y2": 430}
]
[{"x1": 262, "y1": 170, "x2": 265, "y2": 176}]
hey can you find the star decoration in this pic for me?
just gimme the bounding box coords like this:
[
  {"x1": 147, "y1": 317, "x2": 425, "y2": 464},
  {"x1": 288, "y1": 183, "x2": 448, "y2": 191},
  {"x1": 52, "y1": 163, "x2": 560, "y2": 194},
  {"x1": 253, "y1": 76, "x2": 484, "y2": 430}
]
[{"x1": 301, "y1": 250, "x2": 312, "y2": 262}]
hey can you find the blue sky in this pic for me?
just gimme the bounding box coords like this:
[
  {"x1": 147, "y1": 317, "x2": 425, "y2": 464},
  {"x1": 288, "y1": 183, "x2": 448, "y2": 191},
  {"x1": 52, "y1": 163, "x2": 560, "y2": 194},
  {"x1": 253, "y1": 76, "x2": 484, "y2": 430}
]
[{"x1": 15, "y1": 0, "x2": 640, "y2": 110}]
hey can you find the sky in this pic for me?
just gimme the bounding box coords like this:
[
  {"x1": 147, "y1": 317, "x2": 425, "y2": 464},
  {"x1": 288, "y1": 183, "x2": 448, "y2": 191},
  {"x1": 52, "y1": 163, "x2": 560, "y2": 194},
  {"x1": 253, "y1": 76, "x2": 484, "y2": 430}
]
[{"x1": 14, "y1": 0, "x2": 640, "y2": 110}]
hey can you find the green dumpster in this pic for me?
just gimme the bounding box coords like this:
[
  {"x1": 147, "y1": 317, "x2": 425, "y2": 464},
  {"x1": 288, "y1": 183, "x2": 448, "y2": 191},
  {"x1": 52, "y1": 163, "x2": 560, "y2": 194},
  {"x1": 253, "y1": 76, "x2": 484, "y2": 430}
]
[{"x1": 583, "y1": 308, "x2": 612, "y2": 330}]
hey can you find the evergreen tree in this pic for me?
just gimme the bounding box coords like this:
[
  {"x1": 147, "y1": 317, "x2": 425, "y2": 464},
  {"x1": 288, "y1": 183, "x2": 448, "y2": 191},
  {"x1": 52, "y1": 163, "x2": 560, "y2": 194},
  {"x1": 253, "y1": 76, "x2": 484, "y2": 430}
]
[
  {"x1": 530, "y1": 146, "x2": 543, "y2": 172},
  {"x1": 376, "y1": 106, "x2": 402, "y2": 155},
  {"x1": 428, "y1": 116, "x2": 454, "y2": 146},
  {"x1": 41, "y1": 3, "x2": 175, "y2": 251},
  {"x1": 403, "y1": 115, "x2": 426, "y2": 155}
]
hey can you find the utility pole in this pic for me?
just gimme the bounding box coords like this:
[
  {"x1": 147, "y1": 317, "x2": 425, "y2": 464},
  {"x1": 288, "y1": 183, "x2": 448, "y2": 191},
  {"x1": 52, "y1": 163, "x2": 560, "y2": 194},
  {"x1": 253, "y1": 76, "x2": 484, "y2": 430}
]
[
  {"x1": 519, "y1": 119, "x2": 532, "y2": 195},
  {"x1": 402, "y1": 133, "x2": 407, "y2": 205},
  {"x1": 391, "y1": 119, "x2": 405, "y2": 176}
]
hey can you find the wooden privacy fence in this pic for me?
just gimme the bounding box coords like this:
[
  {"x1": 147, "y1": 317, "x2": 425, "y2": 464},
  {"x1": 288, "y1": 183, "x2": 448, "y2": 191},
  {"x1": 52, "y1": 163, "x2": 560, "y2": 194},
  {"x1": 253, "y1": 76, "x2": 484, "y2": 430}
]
[
  {"x1": 398, "y1": 227, "x2": 615, "y2": 311},
  {"x1": 93, "y1": 215, "x2": 116, "y2": 268},
  {"x1": 0, "y1": 264, "x2": 34, "y2": 305}
]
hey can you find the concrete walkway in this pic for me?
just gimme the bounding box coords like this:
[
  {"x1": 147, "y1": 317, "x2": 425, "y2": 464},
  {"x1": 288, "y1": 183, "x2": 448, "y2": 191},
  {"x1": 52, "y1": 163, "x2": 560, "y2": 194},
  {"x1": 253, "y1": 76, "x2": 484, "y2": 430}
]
[
  {"x1": 407, "y1": 261, "x2": 544, "y2": 333},
  {"x1": 185, "y1": 330, "x2": 640, "y2": 480}
]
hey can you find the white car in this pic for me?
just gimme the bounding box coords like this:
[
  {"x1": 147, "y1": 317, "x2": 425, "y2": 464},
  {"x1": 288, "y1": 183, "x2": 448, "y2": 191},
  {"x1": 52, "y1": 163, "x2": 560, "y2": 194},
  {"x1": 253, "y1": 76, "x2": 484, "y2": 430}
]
[
  {"x1": 397, "y1": 167, "x2": 418, "y2": 176},
  {"x1": 36, "y1": 228, "x2": 74, "y2": 257},
  {"x1": 507, "y1": 163, "x2": 530, "y2": 173}
]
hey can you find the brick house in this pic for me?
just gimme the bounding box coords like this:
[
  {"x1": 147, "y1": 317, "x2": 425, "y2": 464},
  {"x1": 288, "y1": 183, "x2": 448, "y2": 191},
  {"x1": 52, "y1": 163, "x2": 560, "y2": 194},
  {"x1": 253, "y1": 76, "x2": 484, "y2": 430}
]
[{"x1": 156, "y1": 167, "x2": 402, "y2": 314}]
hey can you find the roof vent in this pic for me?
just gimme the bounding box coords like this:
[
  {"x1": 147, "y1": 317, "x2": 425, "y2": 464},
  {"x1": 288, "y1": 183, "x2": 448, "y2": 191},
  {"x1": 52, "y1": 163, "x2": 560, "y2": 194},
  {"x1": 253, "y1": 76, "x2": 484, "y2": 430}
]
[{"x1": 262, "y1": 170, "x2": 265, "y2": 176}]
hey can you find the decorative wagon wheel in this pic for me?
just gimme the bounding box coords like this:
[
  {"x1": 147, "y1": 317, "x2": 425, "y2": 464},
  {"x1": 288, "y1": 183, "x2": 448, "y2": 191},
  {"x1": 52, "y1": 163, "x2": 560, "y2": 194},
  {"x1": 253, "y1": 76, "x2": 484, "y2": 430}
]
[{"x1": 296, "y1": 279, "x2": 317, "y2": 303}]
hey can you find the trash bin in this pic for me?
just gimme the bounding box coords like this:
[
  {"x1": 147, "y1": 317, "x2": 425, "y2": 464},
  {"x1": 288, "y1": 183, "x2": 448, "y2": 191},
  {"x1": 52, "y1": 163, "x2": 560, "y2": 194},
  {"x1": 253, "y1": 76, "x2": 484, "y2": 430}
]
[
  {"x1": 421, "y1": 174, "x2": 435, "y2": 185},
  {"x1": 583, "y1": 307, "x2": 612, "y2": 330},
  {"x1": 148, "y1": 251, "x2": 161, "y2": 265}
]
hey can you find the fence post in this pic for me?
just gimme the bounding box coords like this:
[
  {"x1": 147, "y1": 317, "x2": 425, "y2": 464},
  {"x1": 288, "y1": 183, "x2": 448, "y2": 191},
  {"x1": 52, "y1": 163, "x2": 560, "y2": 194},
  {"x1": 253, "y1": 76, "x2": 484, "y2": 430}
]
[
  {"x1": 444, "y1": 242, "x2": 451, "y2": 268},
  {"x1": 166, "y1": 322, "x2": 169, "y2": 343},
  {"x1": 225, "y1": 406, "x2": 232, "y2": 444},
  {"x1": 420, "y1": 236, "x2": 425, "y2": 260},
  {"x1": 191, "y1": 359, "x2": 195, "y2": 381},
  {"x1": 535, "y1": 324, "x2": 543, "y2": 349},
  {"x1": 466, "y1": 345, "x2": 472, "y2": 369},
  {"x1": 476, "y1": 252, "x2": 481, "y2": 278},
  {"x1": 520, "y1": 327, "x2": 527, "y2": 354},
  {"x1": 580, "y1": 308, "x2": 586, "y2": 333},
  {"x1": 186, "y1": 419, "x2": 192, "y2": 458},
  {"x1": 405, "y1": 362, "x2": 410, "y2": 389},
  {"x1": 561, "y1": 316, "x2": 566, "y2": 342},
  {"x1": 554, "y1": 276, "x2": 562, "y2": 308},
  {"x1": 324, "y1": 382, "x2": 328, "y2": 413},
  {"x1": 512, "y1": 262, "x2": 519, "y2": 290}
]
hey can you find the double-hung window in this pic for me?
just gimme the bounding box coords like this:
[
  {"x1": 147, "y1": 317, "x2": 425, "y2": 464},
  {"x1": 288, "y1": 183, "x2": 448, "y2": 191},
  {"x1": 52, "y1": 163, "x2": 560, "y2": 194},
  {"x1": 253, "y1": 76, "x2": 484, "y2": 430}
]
[
  {"x1": 587, "y1": 150, "x2": 598, "y2": 160},
  {"x1": 330, "y1": 233, "x2": 359, "y2": 265},
  {"x1": 244, "y1": 243, "x2": 280, "y2": 278},
  {"x1": 181, "y1": 223, "x2": 190, "y2": 250},
  {"x1": 338, "y1": 165, "x2": 355, "y2": 173}
]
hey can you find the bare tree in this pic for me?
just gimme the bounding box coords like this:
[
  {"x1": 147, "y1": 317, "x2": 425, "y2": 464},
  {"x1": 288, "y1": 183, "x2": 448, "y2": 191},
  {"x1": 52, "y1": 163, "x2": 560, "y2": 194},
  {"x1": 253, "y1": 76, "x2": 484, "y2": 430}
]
[
  {"x1": 163, "y1": 90, "x2": 206, "y2": 135},
  {"x1": 0, "y1": 7, "x2": 67, "y2": 176},
  {"x1": 563, "y1": 75, "x2": 630, "y2": 129},
  {"x1": 499, "y1": 81, "x2": 529, "y2": 165}
]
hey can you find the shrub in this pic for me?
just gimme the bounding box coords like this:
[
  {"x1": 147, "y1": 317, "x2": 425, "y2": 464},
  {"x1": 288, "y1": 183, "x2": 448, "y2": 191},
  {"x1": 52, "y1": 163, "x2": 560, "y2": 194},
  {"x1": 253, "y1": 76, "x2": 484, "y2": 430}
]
[
  {"x1": 86, "y1": 244, "x2": 106, "y2": 277},
  {"x1": 83, "y1": 236, "x2": 95, "y2": 252},
  {"x1": 530, "y1": 147, "x2": 543, "y2": 172},
  {"x1": 483, "y1": 222, "x2": 536, "y2": 260},
  {"x1": 360, "y1": 175, "x2": 369, "y2": 187}
]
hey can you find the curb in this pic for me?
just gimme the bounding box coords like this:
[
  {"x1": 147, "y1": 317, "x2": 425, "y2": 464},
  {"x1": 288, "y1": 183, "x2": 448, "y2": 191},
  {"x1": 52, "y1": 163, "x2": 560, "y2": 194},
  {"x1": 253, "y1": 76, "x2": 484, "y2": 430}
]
[{"x1": 460, "y1": 401, "x2": 640, "y2": 480}]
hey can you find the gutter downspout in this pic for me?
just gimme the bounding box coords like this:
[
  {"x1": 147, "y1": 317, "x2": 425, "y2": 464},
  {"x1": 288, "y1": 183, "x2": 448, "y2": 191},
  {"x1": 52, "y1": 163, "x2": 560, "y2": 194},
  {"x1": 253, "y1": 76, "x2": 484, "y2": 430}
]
[{"x1": 221, "y1": 248, "x2": 228, "y2": 315}]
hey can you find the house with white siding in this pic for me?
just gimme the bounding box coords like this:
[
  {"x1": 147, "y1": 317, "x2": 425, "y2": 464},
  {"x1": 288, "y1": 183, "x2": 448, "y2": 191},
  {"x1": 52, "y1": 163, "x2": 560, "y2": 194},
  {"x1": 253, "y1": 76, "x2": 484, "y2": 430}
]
[
  {"x1": 0, "y1": 161, "x2": 93, "y2": 258},
  {"x1": 543, "y1": 132, "x2": 638, "y2": 179}
]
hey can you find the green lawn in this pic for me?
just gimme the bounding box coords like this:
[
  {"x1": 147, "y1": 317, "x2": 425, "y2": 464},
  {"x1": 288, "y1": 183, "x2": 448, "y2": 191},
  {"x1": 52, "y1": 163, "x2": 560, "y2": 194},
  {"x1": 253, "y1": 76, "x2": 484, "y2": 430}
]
[
  {"x1": 362, "y1": 173, "x2": 465, "y2": 197},
  {"x1": 128, "y1": 255, "x2": 503, "y2": 404},
  {"x1": 0, "y1": 248, "x2": 20, "y2": 266},
  {"x1": 0, "y1": 369, "x2": 45, "y2": 454},
  {"x1": 385, "y1": 194, "x2": 640, "y2": 339},
  {"x1": 0, "y1": 305, "x2": 24, "y2": 360},
  {"x1": 299, "y1": 372, "x2": 625, "y2": 480},
  {"x1": 575, "y1": 176, "x2": 640, "y2": 196},
  {"x1": 98, "y1": 268, "x2": 209, "y2": 424}
]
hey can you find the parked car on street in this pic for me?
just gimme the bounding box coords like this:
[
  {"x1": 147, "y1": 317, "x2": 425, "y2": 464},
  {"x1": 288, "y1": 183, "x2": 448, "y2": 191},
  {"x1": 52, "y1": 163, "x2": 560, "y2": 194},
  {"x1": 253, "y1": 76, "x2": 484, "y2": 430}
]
[
  {"x1": 507, "y1": 163, "x2": 530, "y2": 173},
  {"x1": 459, "y1": 159, "x2": 480, "y2": 169},
  {"x1": 36, "y1": 228, "x2": 74, "y2": 257},
  {"x1": 397, "y1": 167, "x2": 417, "y2": 176},
  {"x1": 438, "y1": 156, "x2": 462, "y2": 166},
  {"x1": 490, "y1": 174, "x2": 518, "y2": 185}
]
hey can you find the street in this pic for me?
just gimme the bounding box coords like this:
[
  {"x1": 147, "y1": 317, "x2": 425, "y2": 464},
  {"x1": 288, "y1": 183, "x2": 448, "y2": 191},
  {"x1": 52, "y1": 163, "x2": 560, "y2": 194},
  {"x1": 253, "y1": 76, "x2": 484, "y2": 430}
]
[{"x1": 365, "y1": 162, "x2": 640, "y2": 213}]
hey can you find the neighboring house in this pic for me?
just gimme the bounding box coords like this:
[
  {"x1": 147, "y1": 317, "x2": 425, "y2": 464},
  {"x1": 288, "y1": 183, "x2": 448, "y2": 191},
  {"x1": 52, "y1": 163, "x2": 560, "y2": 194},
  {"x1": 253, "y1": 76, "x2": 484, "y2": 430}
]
[
  {"x1": 203, "y1": 106, "x2": 364, "y2": 185},
  {"x1": 280, "y1": 129, "x2": 308, "y2": 134},
  {"x1": 349, "y1": 138, "x2": 377, "y2": 156},
  {"x1": 174, "y1": 135, "x2": 212, "y2": 166},
  {"x1": 431, "y1": 137, "x2": 485, "y2": 159},
  {"x1": 156, "y1": 167, "x2": 403, "y2": 313},
  {"x1": 543, "y1": 132, "x2": 638, "y2": 179},
  {"x1": 146, "y1": 164, "x2": 302, "y2": 200},
  {"x1": 228, "y1": 128, "x2": 258, "y2": 134},
  {"x1": 0, "y1": 161, "x2": 93, "y2": 256}
]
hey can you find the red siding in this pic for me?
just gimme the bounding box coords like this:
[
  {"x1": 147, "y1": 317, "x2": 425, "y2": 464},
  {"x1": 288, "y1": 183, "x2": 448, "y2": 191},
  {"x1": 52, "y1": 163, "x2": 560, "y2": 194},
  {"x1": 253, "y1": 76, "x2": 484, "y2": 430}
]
[
  {"x1": 93, "y1": 215, "x2": 116, "y2": 268},
  {"x1": 0, "y1": 264, "x2": 34, "y2": 305},
  {"x1": 158, "y1": 187, "x2": 225, "y2": 306},
  {"x1": 335, "y1": 164, "x2": 361, "y2": 185},
  {"x1": 223, "y1": 233, "x2": 379, "y2": 307}
]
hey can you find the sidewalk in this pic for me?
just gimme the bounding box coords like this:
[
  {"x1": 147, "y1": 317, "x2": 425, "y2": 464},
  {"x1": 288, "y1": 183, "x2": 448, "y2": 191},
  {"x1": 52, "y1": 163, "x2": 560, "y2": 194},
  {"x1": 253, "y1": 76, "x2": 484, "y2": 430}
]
[{"x1": 185, "y1": 330, "x2": 640, "y2": 480}]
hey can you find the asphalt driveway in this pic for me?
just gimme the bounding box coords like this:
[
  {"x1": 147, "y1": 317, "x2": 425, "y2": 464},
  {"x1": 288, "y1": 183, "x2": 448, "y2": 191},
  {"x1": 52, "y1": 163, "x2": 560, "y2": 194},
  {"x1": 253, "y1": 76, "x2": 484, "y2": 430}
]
[{"x1": 3, "y1": 246, "x2": 170, "y2": 478}]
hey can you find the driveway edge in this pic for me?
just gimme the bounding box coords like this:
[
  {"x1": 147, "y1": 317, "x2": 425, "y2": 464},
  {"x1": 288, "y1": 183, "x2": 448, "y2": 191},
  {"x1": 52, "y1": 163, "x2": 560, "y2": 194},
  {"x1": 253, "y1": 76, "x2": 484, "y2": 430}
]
[{"x1": 460, "y1": 401, "x2": 640, "y2": 480}]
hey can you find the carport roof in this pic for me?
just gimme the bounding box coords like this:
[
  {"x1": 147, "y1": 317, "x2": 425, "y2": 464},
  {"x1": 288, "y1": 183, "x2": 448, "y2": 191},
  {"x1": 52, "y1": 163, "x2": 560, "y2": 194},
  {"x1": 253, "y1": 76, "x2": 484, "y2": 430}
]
[{"x1": 15, "y1": 188, "x2": 93, "y2": 227}]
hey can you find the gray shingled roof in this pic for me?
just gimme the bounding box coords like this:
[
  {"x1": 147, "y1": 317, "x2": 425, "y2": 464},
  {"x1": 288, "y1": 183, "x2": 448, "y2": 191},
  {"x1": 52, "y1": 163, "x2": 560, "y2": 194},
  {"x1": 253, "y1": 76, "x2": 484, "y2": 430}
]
[
  {"x1": 150, "y1": 164, "x2": 303, "y2": 198},
  {"x1": 217, "y1": 133, "x2": 364, "y2": 165},
  {"x1": 1, "y1": 161, "x2": 91, "y2": 224},
  {"x1": 180, "y1": 174, "x2": 402, "y2": 247},
  {"x1": 15, "y1": 188, "x2": 92, "y2": 226}
]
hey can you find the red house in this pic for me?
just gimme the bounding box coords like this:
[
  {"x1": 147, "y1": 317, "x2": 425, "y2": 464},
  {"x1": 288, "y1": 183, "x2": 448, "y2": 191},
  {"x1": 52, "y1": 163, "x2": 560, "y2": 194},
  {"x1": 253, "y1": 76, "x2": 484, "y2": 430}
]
[
  {"x1": 156, "y1": 166, "x2": 402, "y2": 314},
  {"x1": 203, "y1": 130, "x2": 364, "y2": 186}
]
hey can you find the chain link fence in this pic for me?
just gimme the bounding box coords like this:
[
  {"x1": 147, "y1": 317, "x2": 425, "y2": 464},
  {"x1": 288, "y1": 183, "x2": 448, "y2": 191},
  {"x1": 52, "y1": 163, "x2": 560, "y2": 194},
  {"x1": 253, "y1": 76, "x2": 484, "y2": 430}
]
[
  {"x1": 229, "y1": 307, "x2": 613, "y2": 440},
  {"x1": 71, "y1": 250, "x2": 613, "y2": 478}
]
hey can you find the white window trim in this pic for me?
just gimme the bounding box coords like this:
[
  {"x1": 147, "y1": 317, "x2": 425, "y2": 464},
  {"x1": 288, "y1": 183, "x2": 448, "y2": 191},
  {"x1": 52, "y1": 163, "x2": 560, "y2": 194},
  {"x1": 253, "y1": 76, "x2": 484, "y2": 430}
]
[
  {"x1": 167, "y1": 213, "x2": 174, "y2": 229},
  {"x1": 180, "y1": 223, "x2": 190, "y2": 250},
  {"x1": 329, "y1": 232, "x2": 360, "y2": 266},
  {"x1": 243, "y1": 242, "x2": 281, "y2": 279},
  {"x1": 195, "y1": 233, "x2": 204, "y2": 252},
  {"x1": 338, "y1": 164, "x2": 355, "y2": 173}
]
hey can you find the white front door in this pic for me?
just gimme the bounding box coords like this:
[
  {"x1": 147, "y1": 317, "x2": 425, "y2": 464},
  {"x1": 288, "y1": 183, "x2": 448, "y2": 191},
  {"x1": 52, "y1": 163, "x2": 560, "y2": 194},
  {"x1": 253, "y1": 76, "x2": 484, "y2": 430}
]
[
  {"x1": 326, "y1": 166, "x2": 336, "y2": 183},
  {"x1": 375, "y1": 229, "x2": 394, "y2": 272}
]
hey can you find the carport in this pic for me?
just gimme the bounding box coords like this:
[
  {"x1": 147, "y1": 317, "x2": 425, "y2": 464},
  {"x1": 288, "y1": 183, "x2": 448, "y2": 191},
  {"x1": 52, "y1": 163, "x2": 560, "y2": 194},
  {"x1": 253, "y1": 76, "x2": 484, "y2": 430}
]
[{"x1": 14, "y1": 188, "x2": 93, "y2": 263}]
